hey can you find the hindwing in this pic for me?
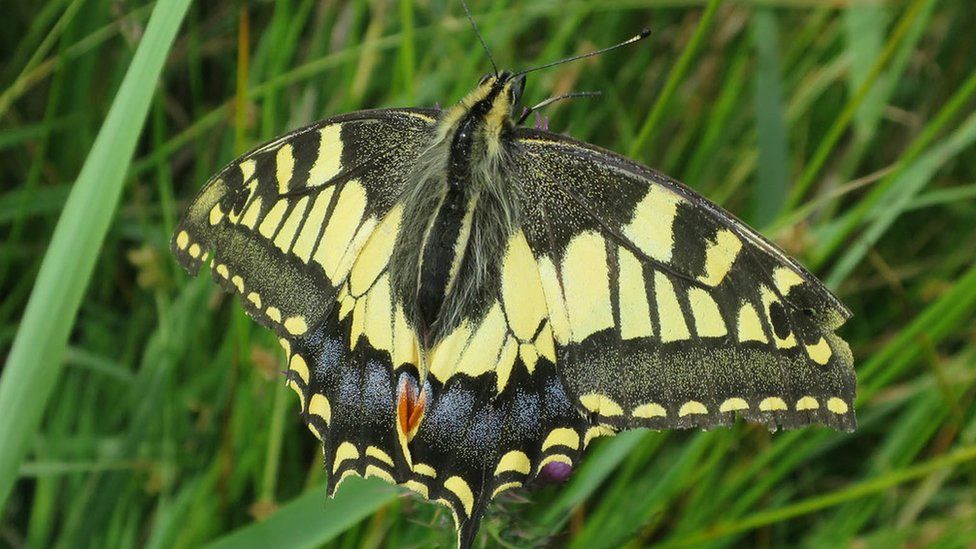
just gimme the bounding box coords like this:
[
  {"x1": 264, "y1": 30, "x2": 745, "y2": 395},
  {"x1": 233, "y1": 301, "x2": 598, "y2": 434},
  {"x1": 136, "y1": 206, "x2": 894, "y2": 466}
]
[{"x1": 282, "y1": 219, "x2": 587, "y2": 548}]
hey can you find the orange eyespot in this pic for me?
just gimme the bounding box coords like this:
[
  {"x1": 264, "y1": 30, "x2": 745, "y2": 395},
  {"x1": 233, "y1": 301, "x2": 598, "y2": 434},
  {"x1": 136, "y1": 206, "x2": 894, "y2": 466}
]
[{"x1": 397, "y1": 375, "x2": 426, "y2": 439}]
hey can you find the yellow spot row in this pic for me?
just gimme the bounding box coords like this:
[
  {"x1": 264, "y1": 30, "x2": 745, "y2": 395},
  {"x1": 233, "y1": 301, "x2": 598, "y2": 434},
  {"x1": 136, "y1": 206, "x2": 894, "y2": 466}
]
[{"x1": 579, "y1": 393, "x2": 851, "y2": 419}]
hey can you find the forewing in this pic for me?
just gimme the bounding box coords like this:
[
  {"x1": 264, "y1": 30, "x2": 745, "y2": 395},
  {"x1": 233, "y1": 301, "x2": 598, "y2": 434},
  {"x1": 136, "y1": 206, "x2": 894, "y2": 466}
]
[
  {"x1": 509, "y1": 128, "x2": 856, "y2": 433},
  {"x1": 170, "y1": 108, "x2": 437, "y2": 337}
]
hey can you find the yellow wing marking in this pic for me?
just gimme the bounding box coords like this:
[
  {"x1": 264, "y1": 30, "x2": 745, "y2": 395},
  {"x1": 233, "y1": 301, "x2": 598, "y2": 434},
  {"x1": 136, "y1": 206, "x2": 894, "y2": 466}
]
[
  {"x1": 365, "y1": 465, "x2": 394, "y2": 483},
  {"x1": 562, "y1": 231, "x2": 614, "y2": 342},
  {"x1": 239, "y1": 159, "x2": 256, "y2": 182},
  {"x1": 493, "y1": 337, "x2": 519, "y2": 393},
  {"x1": 360, "y1": 274, "x2": 394, "y2": 352},
  {"x1": 238, "y1": 187, "x2": 263, "y2": 230},
  {"x1": 287, "y1": 374, "x2": 305, "y2": 410},
  {"x1": 334, "y1": 469, "x2": 360, "y2": 492},
  {"x1": 719, "y1": 398, "x2": 749, "y2": 412},
  {"x1": 209, "y1": 203, "x2": 225, "y2": 226},
  {"x1": 687, "y1": 287, "x2": 726, "y2": 338},
  {"x1": 443, "y1": 476, "x2": 474, "y2": 516},
  {"x1": 429, "y1": 321, "x2": 474, "y2": 382},
  {"x1": 403, "y1": 480, "x2": 429, "y2": 499},
  {"x1": 537, "y1": 454, "x2": 572, "y2": 473},
  {"x1": 413, "y1": 463, "x2": 437, "y2": 478},
  {"x1": 827, "y1": 397, "x2": 849, "y2": 414},
  {"x1": 617, "y1": 247, "x2": 653, "y2": 340},
  {"x1": 307, "y1": 125, "x2": 343, "y2": 186},
  {"x1": 292, "y1": 187, "x2": 335, "y2": 262},
  {"x1": 583, "y1": 425, "x2": 615, "y2": 447},
  {"x1": 275, "y1": 143, "x2": 295, "y2": 194},
  {"x1": 313, "y1": 181, "x2": 367, "y2": 282},
  {"x1": 231, "y1": 275, "x2": 244, "y2": 293},
  {"x1": 455, "y1": 303, "x2": 507, "y2": 378},
  {"x1": 289, "y1": 354, "x2": 309, "y2": 384},
  {"x1": 332, "y1": 442, "x2": 359, "y2": 473},
  {"x1": 758, "y1": 397, "x2": 788, "y2": 411},
  {"x1": 283, "y1": 316, "x2": 308, "y2": 336},
  {"x1": 257, "y1": 199, "x2": 288, "y2": 239},
  {"x1": 759, "y1": 285, "x2": 797, "y2": 349},
  {"x1": 266, "y1": 306, "x2": 282, "y2": 323},
  {"x1": 492, "y1": 481, "x2": 522, "y2": 498},
  {"x1": 805, "y1": 336, "x2": 832, "y2": 365},
  {"x1": 273, "y1": 196, "x2": 308, "y2": 252},
  {"x1": 654, "y1": 271, "x2": 690, "y2": 342},
  {"x1": 308, "y1": 394, "x2": 331, "y2": 423},
  {"x1": 349, "y1": 205, "x2": 403, "y2": 296},
  {"x1": 622, "y1": 184, "x2": 684, "y2": 262},
  {"x1": 736, "y1": 303, "x2": 767, "y2": 343},
  {"x1": 773, "y1": 266, "x2": 805, "y2": 295},
  {"x1": 536, "y1": 256, "x2": 571, "y2": 344},
  {"x1": 365, "y1": 446, "x2": 394, "y2": 466},
  {"x1": 632, "y1": 402, "x2": 667, "y2": 418},
  {"x1": 500, "y1": 231, "x2": 549, "y2": 342},
  {"x1": 392, "y1": 306, "x2": 419, "y2": 369},
  {"x1": 518, "y1": 343, "x2": 538, "y2": 372},
  {"x1": 698, "y1": 229, "x2": 742, "y2": 286},
  {"x1": 494, "y1": 450, "x2": 531, "y2": 475},
  {"x1": 580, "y1": 393, "x2": 624, "y2": 417},
  {"x1": 678, "y1": 401, "x2": 708, "y2": 417},
  {"x1": 795, "y1": 396, "x2": 820, "y2": 410},
  {"x1": 542, "y1": 428, "x2": 580, "y2": 451}
]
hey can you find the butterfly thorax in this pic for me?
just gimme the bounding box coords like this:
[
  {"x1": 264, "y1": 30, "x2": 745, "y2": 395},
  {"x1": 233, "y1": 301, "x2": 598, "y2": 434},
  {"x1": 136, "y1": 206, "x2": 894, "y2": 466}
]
[{"x1": 390, "y1": 74, "x2": 525, "y2": 348}]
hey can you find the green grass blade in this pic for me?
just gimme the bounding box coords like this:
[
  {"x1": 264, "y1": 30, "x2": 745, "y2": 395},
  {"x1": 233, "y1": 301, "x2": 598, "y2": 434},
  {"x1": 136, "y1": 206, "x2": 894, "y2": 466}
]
[
  {"x1": 205, "y1": 479, "x2": 399, "y2": 549},
  {"x1": 826, "y1": 108, "x2": 976, "y2": 286},
  {"x1": 628, "y1": 0, "x2": 721, "y2": 160},
  {"x1": 750, "y1": 8, "x2": 790, "y2": 225},
  {"x1": 666, "y1": 443, "x2": 976, "y2": 546},
  {"x1": 0, "y1": 0, "x2": 192, "y2": 513},
  {"x1": 786, "y1": 0, "x2": 933, "y2": 208}
]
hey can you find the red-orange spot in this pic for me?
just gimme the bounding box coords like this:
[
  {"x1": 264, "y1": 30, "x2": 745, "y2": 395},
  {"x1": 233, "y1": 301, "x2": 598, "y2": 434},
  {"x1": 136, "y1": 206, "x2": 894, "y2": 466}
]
[{"x1": 397, "y1": 376, "x2": 426, "y2": 439}]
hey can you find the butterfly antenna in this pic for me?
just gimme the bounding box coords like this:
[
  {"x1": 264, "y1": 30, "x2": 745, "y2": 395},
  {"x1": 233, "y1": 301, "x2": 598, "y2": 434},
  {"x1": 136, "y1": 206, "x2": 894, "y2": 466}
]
[
  {"x1": 515, "y1": 28, "x2": 651, "y2": 78},
  {"x1": 461, "y1": 0, "x2": 499, "y2": 76},
  {"x1": 517, "y1": 91, "x2": 602, "y2": 125}
]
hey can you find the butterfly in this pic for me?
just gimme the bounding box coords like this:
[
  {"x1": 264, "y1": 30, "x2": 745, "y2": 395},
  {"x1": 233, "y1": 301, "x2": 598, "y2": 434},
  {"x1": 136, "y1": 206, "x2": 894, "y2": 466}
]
[{"x1": 171, "y1": 10, "x2": 855, "y2": 548}]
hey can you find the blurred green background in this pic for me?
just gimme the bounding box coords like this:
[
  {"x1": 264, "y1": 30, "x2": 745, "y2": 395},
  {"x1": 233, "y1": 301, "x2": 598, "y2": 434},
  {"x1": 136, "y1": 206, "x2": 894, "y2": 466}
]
[{"x1": 2, "y1": 0, "x2": 975, "y2": 547}]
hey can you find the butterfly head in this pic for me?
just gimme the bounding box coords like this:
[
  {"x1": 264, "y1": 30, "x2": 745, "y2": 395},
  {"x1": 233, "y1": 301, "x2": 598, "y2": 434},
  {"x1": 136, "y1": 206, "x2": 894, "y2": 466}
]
[
  {"x1": 437, "y1": 70, "x2": 527, "y2": 143},
  {"x1": 476, "y1": 71, "x2": 527, "y2": 116},
  {"x1": 454, "y1": 70, "x2": 527, "y2": 127}
]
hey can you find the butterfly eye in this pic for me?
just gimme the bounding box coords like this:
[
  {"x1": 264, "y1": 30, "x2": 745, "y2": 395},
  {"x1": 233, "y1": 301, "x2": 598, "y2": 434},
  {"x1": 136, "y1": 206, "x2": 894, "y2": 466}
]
[
  {"x1": 478, "y1": 73, "x2": 493, "y2": 86},
  {"x1": 509, "y1": 75, "x2": 526, "y2": 106}
]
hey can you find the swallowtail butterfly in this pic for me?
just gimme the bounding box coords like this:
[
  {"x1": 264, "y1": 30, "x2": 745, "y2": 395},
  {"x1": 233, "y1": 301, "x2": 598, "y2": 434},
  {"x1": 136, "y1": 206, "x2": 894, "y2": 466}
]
[{"x1": 171, "y1": 9, "x2": 855, "y2": 548}]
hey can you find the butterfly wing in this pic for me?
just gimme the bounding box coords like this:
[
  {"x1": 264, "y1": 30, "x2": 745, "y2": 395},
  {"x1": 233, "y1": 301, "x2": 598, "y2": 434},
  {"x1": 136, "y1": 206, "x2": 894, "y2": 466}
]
[
  {"x1": 507, "y1": 127, "x2": 856, "y2": 434},
  {"x1": 172, "y1": 106, "x2": 856, "y2": 549},
  {"x1": 171, "y1": 106, "x2": 564, "y2": 547},
  {"x1": 171, "y1": 108, "x2": 438, "y2": 337}
]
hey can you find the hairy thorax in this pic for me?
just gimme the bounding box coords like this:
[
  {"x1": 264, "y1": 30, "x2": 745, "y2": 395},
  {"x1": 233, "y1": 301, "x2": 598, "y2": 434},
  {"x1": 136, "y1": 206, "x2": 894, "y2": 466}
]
[{"x1": 389, "y1": 78, "x2": 521, "y2": 349}]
